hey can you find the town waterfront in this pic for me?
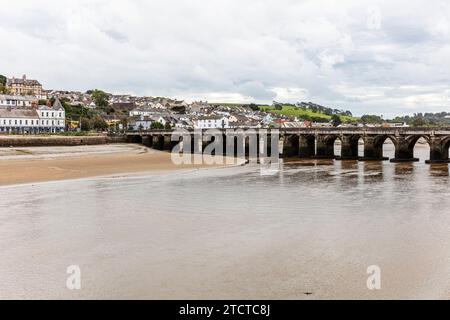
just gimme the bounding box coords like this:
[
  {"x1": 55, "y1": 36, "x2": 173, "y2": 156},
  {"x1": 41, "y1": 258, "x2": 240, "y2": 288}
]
[{"x1": 1, "y1": 143, "x2": 450, "y2": 299}]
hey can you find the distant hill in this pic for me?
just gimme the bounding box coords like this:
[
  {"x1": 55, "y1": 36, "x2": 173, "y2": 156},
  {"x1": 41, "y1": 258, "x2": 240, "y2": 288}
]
[
  {"x1": 392, "y1": 112, "x2": 450, "y2": 127},
  {"x1": 259, "y1": 102, "x2": 359, "y2": 123}
]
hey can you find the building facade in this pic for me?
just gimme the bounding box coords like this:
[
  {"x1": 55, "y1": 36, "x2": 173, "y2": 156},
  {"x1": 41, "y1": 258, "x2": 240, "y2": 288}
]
[
  {"x1": 195, "y1": 116, "x2": 230, "y2": 129},
  {"x1": 0, "y1": 109, "x2": 40, "y2": 134},
  {"x1": 0, "y1": 99, "x2": 65, "y2": 134},
  {"x1": 0, "y1": 95, "x2": 38, "y2": 108},
  {"x1": 6, "y1": 75, "x2": 44, "y2": 97},
  {"x1": 37, "y1": 99, "x2": 66, "y2": 133},
  {"x1": 130, "y1": 115, "x2": 154, "y2": 131}
]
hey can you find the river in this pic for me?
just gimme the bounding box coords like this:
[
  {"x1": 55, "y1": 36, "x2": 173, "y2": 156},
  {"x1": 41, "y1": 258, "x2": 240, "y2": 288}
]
[{"x1": 1, "y1": 143, "x2": 450, "y2": 299}]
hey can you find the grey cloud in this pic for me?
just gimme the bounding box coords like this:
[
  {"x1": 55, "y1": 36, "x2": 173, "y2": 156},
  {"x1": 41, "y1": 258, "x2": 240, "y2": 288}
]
[
  {"x1": 236, "y1": 81, "x2": 277, "y2": 101},
  {"x1": 1, "y1": 0, "x2": 450, "y2": 117},
  {"x1": 102, "y1": 29, "x2": 129, "y2": 43}
]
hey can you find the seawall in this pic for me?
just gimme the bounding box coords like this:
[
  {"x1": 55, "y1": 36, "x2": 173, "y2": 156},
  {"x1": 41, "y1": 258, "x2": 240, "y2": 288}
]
[{"x1": 0, "y1": 135, "x2": 127, "y2": 147}]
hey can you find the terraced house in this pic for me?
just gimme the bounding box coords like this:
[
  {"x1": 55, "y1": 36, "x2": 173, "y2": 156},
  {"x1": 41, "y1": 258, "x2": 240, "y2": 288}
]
[
  {"x1": 0, "y1": 95, "x2": 37, "y2": 108},
  {"x1": 0, "y1": 99, "x2": 65, "y2": 134}
]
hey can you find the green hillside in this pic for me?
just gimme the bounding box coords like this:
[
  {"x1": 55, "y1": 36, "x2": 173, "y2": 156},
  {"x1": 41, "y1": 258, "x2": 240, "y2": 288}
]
[{"x1": 259, "y1": 105, "x2": 360, "y2": 123}]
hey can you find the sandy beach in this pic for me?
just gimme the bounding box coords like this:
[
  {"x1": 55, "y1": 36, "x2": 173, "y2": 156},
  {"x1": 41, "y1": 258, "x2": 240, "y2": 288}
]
[{"x1": 0, "y1": 144, "x2": 234, "y2": 186}]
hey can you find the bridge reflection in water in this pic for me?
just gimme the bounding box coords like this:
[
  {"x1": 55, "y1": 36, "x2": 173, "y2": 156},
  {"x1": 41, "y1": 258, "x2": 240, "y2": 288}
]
[{"x1": 126, "y1": 128, "x2": 450, "y2": 164}]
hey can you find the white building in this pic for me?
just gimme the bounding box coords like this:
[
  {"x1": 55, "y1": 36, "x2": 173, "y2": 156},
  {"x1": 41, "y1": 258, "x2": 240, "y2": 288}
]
[
  {"x1": 0, "y1": 109, "x2": 40, "y2": 134},
  {"x1": 0, "y1": 95, "x2": 38, "y2": 108},
  {"x1": 129, "y1": 107, "x2": 159, "y2": 117},
  {"x1": 37, "y1": 99, "x2": 66, "y2": 133},
  {"x1": 0, "y1": 98, "x2": 66, "y2": 134},
  {"x1": 195, "y1": 116, "x2": 230, "y2": 129},
  {"x1": 130, "y1": 115, "x2": 154, "y2": 131}
]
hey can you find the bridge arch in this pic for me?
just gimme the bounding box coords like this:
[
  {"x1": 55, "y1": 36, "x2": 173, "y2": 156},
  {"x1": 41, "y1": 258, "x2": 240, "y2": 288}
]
[
  {"x1": 380, "y1": 135, "x2": 397, "y2": 159},
  {"x1": 153, "y1": 134, "x2": 165, "y2": 150},
  {"x1": 442, "y1": 137, "x2": 450, "y2": 160},
  {"x1": 333, "y1": 135, "x2": 343, "y2": 157},
  {"x1": 340, "y1": 134, "x2": 363, "y2": 160},
  {"x1": 315, "y1": 134, "x2": 339, "y2": 159},
  {"x1": 387, "y1": 134, "x2": 431, "y2": 162},
  {"x1": 405, "y1": 135, "x2": 431, "y2": 162},
  {"x1": 127, "y1": 134, "x2": 142, "y2": 144},
  {"x1": 362, "y1": 135, "x2": 397, "y2": 160},
  {"x1": 283, "y1": 134, "x2": 300, "y2": 157},
  {"x1": 299, "y1": 134, "x2": 315, "y2": 158},
  {"x1": 429, "y1": 136, "x2": 450, "y2": 162},
  {"x1": 374, "y1": 134, "x2": 397, "y2": 148}
]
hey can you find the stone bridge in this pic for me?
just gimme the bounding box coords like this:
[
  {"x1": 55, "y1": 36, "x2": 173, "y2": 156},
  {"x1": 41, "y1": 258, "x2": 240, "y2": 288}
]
[{"x1": 126, "y1": 128, "x2": 450, "y2": 164}]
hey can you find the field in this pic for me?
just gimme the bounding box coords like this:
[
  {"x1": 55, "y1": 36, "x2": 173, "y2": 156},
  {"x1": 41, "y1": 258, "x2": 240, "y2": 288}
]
[{"x1": 259, "y1": 105, "x2": 360, "y2": 123}]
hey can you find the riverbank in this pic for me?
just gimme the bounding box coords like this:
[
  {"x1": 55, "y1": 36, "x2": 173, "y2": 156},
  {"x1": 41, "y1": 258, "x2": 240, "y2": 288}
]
[
  {"x1": 0, "y1": 134, "x2": 126, "y2": 147},
  {"x1": 0, "y1": 144, "x2": 238, "y2": 186}
]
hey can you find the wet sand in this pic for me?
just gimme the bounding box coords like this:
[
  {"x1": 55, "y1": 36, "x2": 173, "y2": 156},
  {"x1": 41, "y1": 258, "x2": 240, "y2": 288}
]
[{"x1": 0, "y1": 144, "x2": 235, "y2": 186}]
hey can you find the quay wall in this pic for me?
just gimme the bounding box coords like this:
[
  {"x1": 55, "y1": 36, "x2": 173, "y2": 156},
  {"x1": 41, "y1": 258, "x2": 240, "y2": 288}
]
[{"x1": 0, "y1": 135, "x2": 127, "y2": 147}]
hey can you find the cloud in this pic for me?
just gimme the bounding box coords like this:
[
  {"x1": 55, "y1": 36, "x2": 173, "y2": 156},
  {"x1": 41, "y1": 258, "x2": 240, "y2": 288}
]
[
  {"x1": 1, "y1": 0, "x2": 450, "y2": 117},
  {"x1": 367, "y1": 6, "x2": 382, "y2": 30}
]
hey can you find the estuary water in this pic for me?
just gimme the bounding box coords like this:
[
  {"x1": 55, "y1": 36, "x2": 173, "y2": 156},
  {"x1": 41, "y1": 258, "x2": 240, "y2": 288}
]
[{"x1": 1, "y1": 143, "x2": 450, "y2": 299}]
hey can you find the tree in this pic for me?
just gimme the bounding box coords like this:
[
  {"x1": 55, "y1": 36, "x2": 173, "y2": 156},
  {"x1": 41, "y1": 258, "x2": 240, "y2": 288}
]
[
  {"x1": 80, "y1": 118, "x2": 91, "y2": 131},
  {"x1": 0, "y1": 74, "x2": 8, "y2": 94},
  {"x1": 119, "y1": 117, "x2": 129, "y2": 132},
  {"x1": 164, "y1": 122, "x2": 172, "y2": 130},
  {"x1": 361, "y1": 114, "x2": 383, "y2": 124},
  {"x1": 92, "y1": 116, "x2": 108, "y2": 131},
  {"x1": 151, "y1": 122, "x2": 164, "y2": 129},
  {"x1": 0, "y1": 84, "x2": 8, "y2": 94},
  {"x1": 331, "y1": 114, "x2": 342, "y2": 127},
  {"x1": 248, "y1": 103, "x2": 259, "y2": 111},
  {"x1": 91, "y1": 89, "x2": 109, "y2": 108},
  {"x1": 413, "y1": 117, "x2": 426, "y2": 127}
]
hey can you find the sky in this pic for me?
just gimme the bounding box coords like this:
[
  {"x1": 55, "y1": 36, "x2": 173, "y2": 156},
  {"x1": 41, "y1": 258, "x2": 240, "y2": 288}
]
[{"x1": 1, "y1": 0, "x2": 450, "y2": 117}]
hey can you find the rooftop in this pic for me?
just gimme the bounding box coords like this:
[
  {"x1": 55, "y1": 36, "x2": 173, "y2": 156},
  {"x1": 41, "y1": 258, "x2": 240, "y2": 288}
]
[
  {"x1": 0, "y1": 94, "x2": 37, "y2": 101},
  {"x1": 0, "y1": 109, "x2": 39, "y2": 119},
  {"x1": 7, "y1": 75, "x2": 41, "y2": 86}
]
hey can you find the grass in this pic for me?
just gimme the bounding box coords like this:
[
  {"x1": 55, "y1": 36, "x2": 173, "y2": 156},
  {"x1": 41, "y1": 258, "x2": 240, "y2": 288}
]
[{"x1": 259, "y1": 105, "x2": 360, "y2": 123}]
